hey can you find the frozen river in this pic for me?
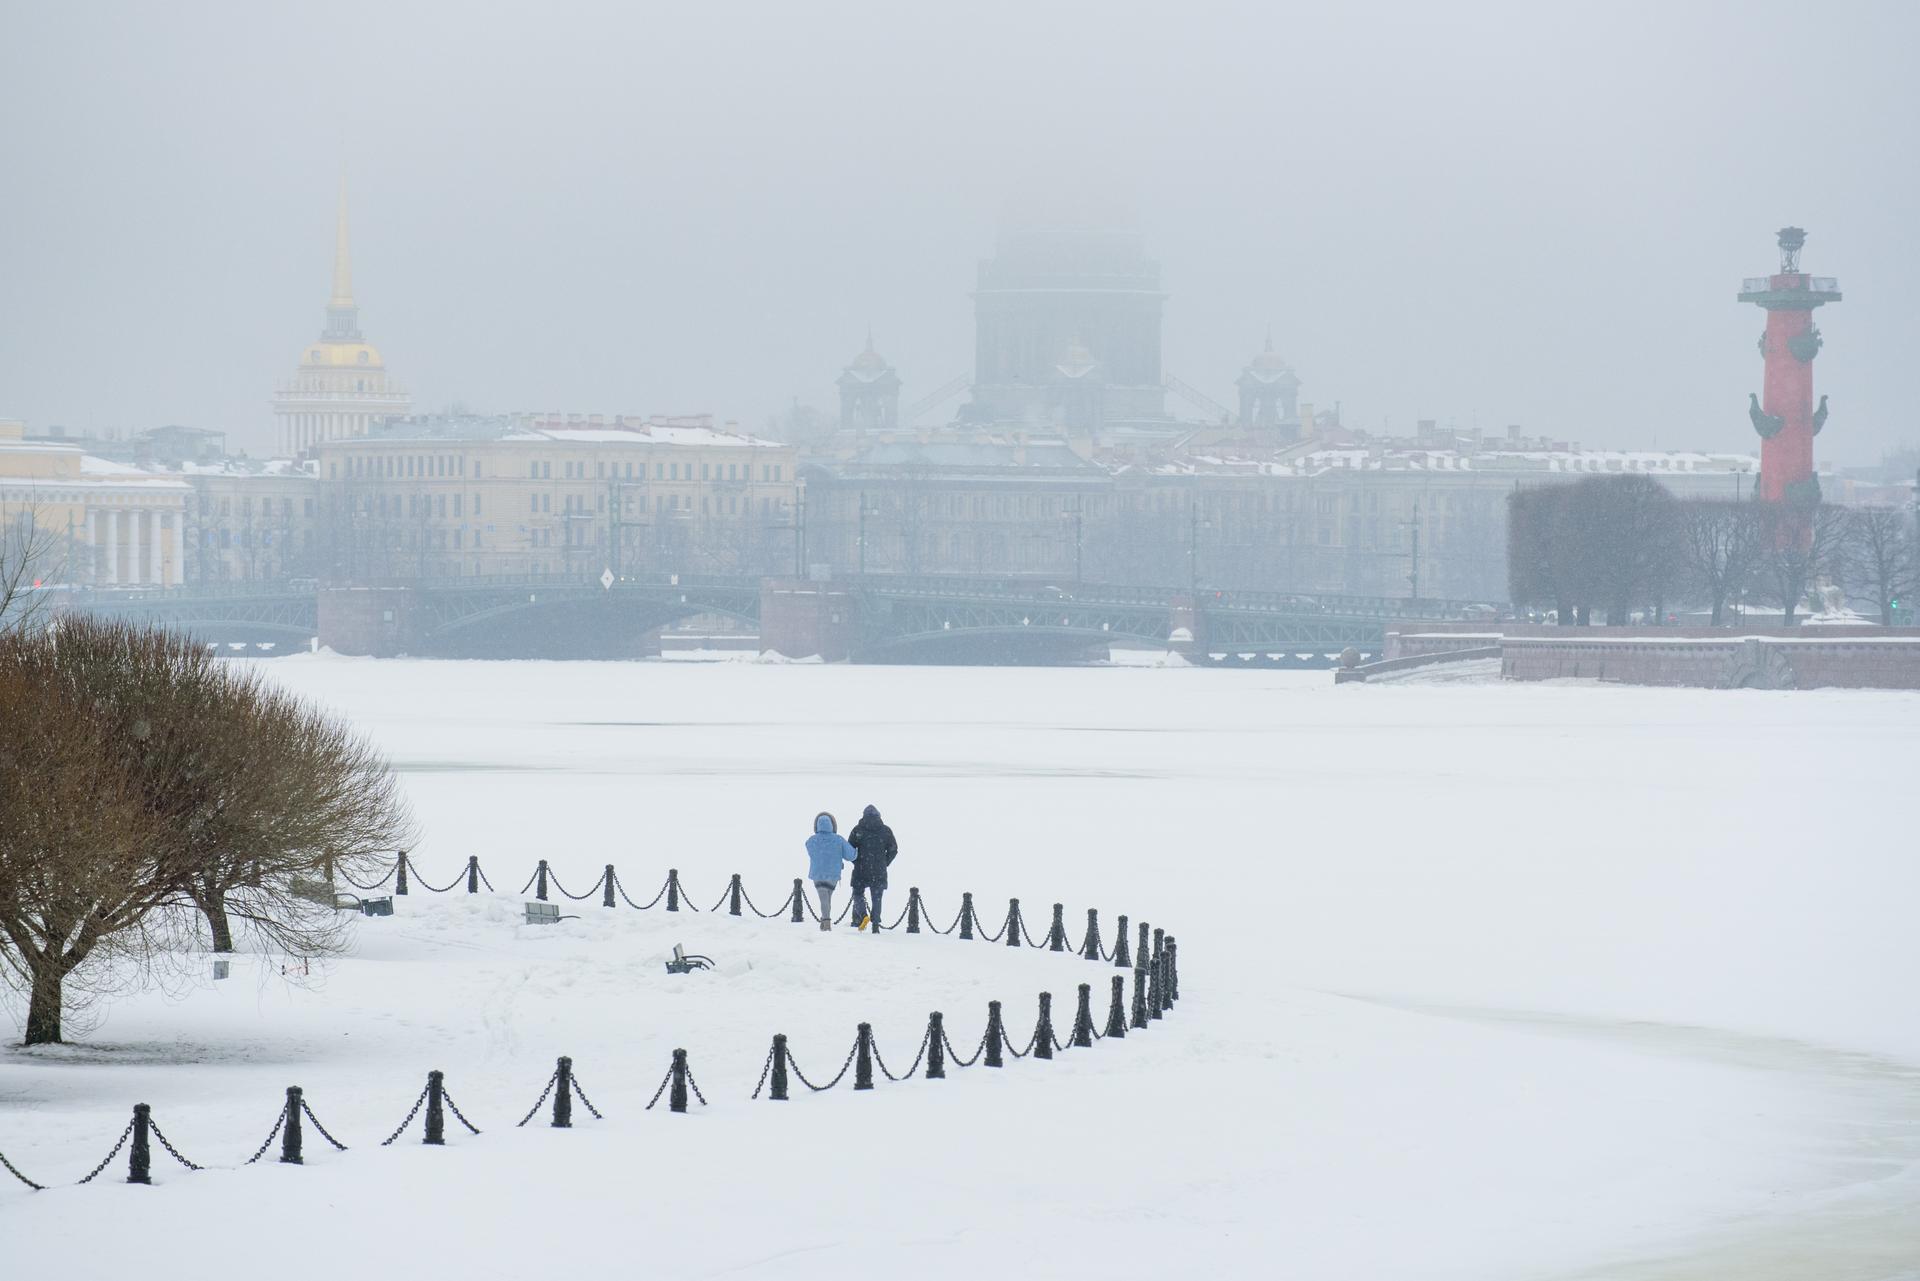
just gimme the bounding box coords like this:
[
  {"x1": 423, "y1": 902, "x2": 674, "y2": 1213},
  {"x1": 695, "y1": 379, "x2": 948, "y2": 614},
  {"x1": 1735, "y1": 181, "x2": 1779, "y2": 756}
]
[{"x1": 7, "y1": 657, "x2": 1919, "y2": 1279}]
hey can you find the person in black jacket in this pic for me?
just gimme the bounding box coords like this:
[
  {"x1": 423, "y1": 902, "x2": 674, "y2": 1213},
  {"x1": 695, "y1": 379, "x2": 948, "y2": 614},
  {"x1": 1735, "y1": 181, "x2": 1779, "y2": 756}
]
[{"x1": 846, "y1": 804, "x2": 897, "y2": 932}]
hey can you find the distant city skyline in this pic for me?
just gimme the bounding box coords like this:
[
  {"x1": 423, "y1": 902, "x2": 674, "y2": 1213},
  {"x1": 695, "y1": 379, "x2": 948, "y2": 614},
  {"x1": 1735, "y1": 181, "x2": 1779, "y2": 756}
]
[{"x1": 2, "y1": 2, "x2": 1916, "y2": 465}]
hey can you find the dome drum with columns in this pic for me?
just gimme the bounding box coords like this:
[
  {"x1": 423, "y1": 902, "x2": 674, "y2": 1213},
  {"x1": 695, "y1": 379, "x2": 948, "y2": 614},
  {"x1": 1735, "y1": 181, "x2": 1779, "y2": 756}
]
[{"x1": 273, "y1": 184, "x2": 410, "y2": 457}]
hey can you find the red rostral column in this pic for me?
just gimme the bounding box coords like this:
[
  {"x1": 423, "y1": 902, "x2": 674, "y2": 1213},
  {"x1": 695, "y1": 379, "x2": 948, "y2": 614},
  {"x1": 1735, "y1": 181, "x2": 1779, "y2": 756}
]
[{"x1": 1739, "y1": 227, "x2": 1840, "y2": 505}]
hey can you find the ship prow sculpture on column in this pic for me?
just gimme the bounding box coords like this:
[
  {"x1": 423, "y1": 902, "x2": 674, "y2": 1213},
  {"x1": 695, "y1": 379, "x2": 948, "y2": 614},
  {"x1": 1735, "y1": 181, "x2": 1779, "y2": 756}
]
[{"x1": 1738, "y1": 226, "x2": 1840, "y2": 510}]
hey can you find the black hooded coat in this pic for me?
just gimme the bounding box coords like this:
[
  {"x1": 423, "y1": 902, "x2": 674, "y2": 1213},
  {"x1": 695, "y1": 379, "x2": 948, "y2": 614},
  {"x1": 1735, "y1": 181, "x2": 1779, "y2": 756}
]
[{"x1": 847, "y1": 806, "x2": 897, "y2": 890}]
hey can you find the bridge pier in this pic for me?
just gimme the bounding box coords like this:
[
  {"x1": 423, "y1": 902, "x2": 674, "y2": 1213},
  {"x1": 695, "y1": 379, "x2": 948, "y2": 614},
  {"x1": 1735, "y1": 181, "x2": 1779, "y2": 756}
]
[
  {"x1": 1168, "y1": 594, "x2": 1209, "y2": 663},
  {"x1": 760, "y1": 579, "x2": 862, "y2": 661},
  {"x1": 318, "y1": 587, "x2": 421, "y2": 657}
]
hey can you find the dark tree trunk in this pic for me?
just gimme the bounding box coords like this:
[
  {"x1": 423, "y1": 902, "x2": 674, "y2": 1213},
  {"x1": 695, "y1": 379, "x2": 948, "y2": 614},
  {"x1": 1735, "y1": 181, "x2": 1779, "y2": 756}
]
[
  {"x1": 201, "y1": 886, "x2": 235, "y2": 953},
  {"x1": 25, "y1": 961, "x2": 63, "y2": 1046},
  {"x1": 1709, "y1": 594, "x2": 1724, "y2": 626}
]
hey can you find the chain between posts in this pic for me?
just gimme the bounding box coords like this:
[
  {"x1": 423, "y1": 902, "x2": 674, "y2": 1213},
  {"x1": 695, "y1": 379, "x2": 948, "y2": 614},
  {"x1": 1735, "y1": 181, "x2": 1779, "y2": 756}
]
[
  {"x1": 788, "y1": 1034, "x2": 860, "y2": 1091},
  {"x1": 550, "y1": 868, "x2": 606, "y2": 902},
  {"x1": 75, "y1": 1120, "x2": 135, "y2": 1185},
  {"x1": 644, "y1": 1064, "x2": 676, "y2": 1111},
  {"x1": 405, "y1": 854, "x2": 466, "y2": 894},
  {"x1": 0, "y1": 1148, "x2": 44, "y2": 1191},
  {"x1": 147, "y1": 1118, "x2": 201, "y2": 1171},
  {"x1": 516, "y1": 1069, "x2": 561, "y2": 1127},
  {"x1": 441, "y1": 1089, "x2": 481, "y2": 1135},
  {"x1": 301, "y1": 1099, "x2": 350, "y2": 1150},
  {"x1": 379, "y1": 1085, "x2": 430, "y2": 1147},
  {"x1": 243, "y1": 1102, "x2": 290, "y2": 1165},
  {"x1": 614, "y1": 870, "x2": 671, "y2": 911},
  {"x1": 339, "y1": 857, "x2": 398, "y2": 891}
]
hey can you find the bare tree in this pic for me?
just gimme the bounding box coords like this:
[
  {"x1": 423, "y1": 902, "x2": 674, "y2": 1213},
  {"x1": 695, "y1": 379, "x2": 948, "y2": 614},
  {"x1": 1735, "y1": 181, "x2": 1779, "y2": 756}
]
[
  {"x1": 1842, "y1": 505, "x2": 1918, "y2": 626},
  {"x1": 165, "y1": 669, "x2": 409, "y2": 954},
  {"x1": 0, "y1": 503, "x2": 68, "y2": 635},
  {"x1": 0, "y1": 623, "x2": 194, "y2": 1044},
  {"x1": 0, "y1": 618, "x2": 408, "y2": 1043},
  {"x1": 1678, "y1": 500, "x2": 1762, "y2": 626},
  {"x1": 1753, "y1": 503, "x2": 1852, "y2": 625}
]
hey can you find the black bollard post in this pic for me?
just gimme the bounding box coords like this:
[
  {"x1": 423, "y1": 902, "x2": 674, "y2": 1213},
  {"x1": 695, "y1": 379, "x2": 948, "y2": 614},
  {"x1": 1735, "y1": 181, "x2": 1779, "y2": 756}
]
[
  {"x1": 770, "y1": 1034, "x2": 790, "y2": 1101},
  {"x1": 281, "y1": 1086, "x2": 304, "y2": 1164},
  {"x1": 984, "y1": 1000, "x2": 1005, "y2": 1068},
  {"x1": 466, "y1": 856, "x2": 480, "y2": 895},
  {"x1": 926, "y1": 1013, "x2": 946, "y2": 1079},
  {"x1": 552, "y1": 1056, "x2": 573, "y2": 1129},
  {"x1": 1131, "y1": 967, "x2": 1149, "y2": 1029},
  {"x1": 1136, "y1": 922, "x2": 1150, "y2": 977},
  {"x1": 1114, "y1": 913, "x2": 1131, "y2": 969},
  {"x1": 602, "y1": 865, "x2": 616, "y2": 908},
  {"x1": 1152, "y1": 927, "x2": 1165, "y2": 976},
  {"x1": 127, "y1": 1103, "x2": 152, "y2": 1184},
  {"x1": 1005, "y1": 898, "x2": 1022, "y2": 948},
  {"x1": 1165, "y1": 936, "x2": 1179, "y2": 1005},
  {"x1": 1070, "y1": 982, "x2": 1095, "y2": 1048},
  {"x1": 669, "y1": 1049, "x2": 690, "y2": 1113},
  {"x1": 1080, "y1": 908, "x2": 1102, "y2": 961},
  {"x1": 790, "y1": 878, "x2": 805, "y2": 923},
  {"x1": 728, "y1": 874, "x2": 743, "y2": 917},
  {"x1": 906, "y1": 887, "x2": 922, "y2": 934},
  {"x1": 1033, "y1": 992, "x2": 1055, "y2": 1061},
  {"x1": 1105, "y1": 975, "x2": 1128, "y2": 1039},
  {"x1": 854, "y1": 1023, "x2": 875, "y2": 1091},
  {"x1": 536, "y1": 859, "x2": 550, "y2": 902},
  {"x1": 1047, "y1": 903, "x2": 1068, "y2": 952},
  {"x1": 666, "y1": 869, "x2": 681, "y2": 912},
  {"x1": 424, "y1": 1069, "x2": 446, "y2": 1145},
  {"x1": 395, "y1": 852, "x2": 409, "y2": 896},
  {"x1": 1148, "y1": 949, "x2": 1165, "y2": 1021},
  {"x1": 958, "y1": 892, "x2": 976, "y2": 940}
]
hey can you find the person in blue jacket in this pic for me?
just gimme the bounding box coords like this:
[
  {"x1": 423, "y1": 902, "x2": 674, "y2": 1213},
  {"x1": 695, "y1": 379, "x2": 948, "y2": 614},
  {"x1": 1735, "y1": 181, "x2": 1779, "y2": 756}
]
[{"x1": 804, "y1": 811, "x2": 856, "y2": 931}]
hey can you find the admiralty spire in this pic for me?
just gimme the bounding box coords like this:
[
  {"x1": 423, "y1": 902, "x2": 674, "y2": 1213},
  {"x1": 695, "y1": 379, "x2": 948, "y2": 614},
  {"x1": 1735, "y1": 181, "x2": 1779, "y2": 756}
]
[{"x1": 273, "y1": 181, "x2": 410, "y2": 457}]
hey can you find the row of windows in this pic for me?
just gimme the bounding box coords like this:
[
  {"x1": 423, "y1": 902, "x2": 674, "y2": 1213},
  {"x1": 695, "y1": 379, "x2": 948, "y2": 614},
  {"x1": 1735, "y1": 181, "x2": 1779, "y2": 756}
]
[{"x1": 536, "y1": 459, "x2": 784, "y2": 483}]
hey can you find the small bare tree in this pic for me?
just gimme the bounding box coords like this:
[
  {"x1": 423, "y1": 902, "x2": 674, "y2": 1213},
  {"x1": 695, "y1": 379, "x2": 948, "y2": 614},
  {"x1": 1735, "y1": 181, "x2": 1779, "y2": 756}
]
[
  {"x1": 1842, "y1": 505, "x2": 1918, "y2": 626},
  {"x1": 1678, "y1": 500, "x2": 1762, "y2": 626},
  {"x1": 1753, "y1": 503, "x2": 1852, "y2": 625},
  {"x1": 0, "y1": 503, "x2": 68, "y2": 635},
  {"x1": 170, "y1": 671, "x2": 409, "y2": 954}
]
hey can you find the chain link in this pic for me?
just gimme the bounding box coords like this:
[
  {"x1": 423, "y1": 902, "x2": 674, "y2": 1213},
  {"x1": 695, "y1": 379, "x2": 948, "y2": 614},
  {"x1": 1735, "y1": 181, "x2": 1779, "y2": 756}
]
[
  {"x1": 682, "y1": 1062, "x2": 709, "y2": 1106},
  {"x1": 441, "y1": 1089, "x2": 481, "y2": 1135},
  {"x1": 0, "y1": 1148, "x2": 45, "y2": 1191},
  {"x1": 616, "y1": 871, "x2": 670, "y2": 911},
  {"x1": 339, "y1": 856, "x2": 399, "y2": 891},
  {"x1": 147, "y1": 1118, "x2": 202, "y2": 1171},
  {"x1": 941, "y1": 1028, "x2": 986, "y2": 1069},
  {"x1": 518, "y1": 869, "x2": 540, "y2": 895},
  {"x1": 742, "y1": 882, "x2": 787, "y2": 919},
  {"x1": 301, "y1": 1100, "x2": 350, "y2": 1150},
  {"x1": 788, "y1": 1034, "x2": 860, "y2": 1091},
  {"x1": 549, "y1": 868, "x2": 606, "y2": 902},
  {"x1": 750, "y1": 1045, "x2": 776, "y2": 1100},
  {"x1": 643, "y1": 1065, "x2": 676, "y2": 1111},
  {"x1": 75, "y1": 1120, "x2": 134, "y2": 1184},
  {"x1": 516, "y1": 1070, "x2": 561, "y2": 1127},
  {"x1": 242, "y1": 1103, "x2": 290, "y2": 1165},
  {"x1": 406, "y1": 855, "x2": 466, "y2": 894},
  {"x1": 926, "y1": 903, "x2": 962, "y2": 935},
  {"x1": 874, "y1": 1025, "x2": 931, "y2": 1082},
  {"x1": 475, "y1": 862, "x2": 496, "y2": 892},
  {"x1": 379, "y1": 1086, "x2": 430, "y2": 1147},
  {"x1": 568, "y1": 1075, "x2": 604, "y2": 1120}
]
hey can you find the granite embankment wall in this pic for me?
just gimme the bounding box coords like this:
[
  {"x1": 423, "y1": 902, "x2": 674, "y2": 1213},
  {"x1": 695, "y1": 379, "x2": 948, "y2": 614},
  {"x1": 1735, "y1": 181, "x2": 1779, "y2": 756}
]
[{"x1": 1382, "y1": 622, "x2": 1920, "y2": 690}]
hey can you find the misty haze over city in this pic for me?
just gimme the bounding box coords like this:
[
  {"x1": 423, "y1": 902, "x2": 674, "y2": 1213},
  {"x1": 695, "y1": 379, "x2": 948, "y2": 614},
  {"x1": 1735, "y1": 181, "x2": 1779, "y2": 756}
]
[
  {"x1": 4, "y1": 1, "x2": 1917, "y2": 462},
  {"x1": 6, "y1": 6, "x2": 1920, "y2": 1280}
]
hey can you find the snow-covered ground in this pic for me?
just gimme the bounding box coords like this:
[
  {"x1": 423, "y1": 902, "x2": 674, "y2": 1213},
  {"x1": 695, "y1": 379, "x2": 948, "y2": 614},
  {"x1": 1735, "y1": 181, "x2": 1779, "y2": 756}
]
[{"x1": 5, "y1": 659, "x2": 1919, "y2": 1280}]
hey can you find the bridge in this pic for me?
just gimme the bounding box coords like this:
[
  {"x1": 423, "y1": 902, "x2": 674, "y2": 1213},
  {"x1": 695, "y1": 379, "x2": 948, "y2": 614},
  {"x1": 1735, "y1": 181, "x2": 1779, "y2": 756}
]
[{"x1": 55, "y1": 574, "x2": 1493, "y2": 665}]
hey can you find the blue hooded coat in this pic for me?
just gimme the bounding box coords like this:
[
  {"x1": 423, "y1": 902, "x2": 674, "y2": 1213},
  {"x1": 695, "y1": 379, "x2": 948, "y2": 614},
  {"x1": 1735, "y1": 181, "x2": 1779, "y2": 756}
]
[{"x1": 805, "y1": 813, "x2": 856, "y2": 883}]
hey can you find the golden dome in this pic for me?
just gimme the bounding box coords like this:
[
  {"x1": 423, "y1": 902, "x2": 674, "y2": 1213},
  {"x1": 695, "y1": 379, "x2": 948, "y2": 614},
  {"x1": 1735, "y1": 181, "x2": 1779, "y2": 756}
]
[{"x1": 299, "y1": 340, "x2": 386, "y2": 370}]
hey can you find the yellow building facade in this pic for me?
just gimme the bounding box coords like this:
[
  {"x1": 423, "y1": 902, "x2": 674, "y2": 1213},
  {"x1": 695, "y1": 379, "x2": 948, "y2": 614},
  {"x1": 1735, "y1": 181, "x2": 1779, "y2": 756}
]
[
  {"x1": 0, "y1": 420, "x2": 189, "y2": 586},
  {"x1": 313, "y1": 414, "x2": 799, "y2": 579},
  {"x1": 272, "y1": 186, "x2": 410, "y2": 457}
]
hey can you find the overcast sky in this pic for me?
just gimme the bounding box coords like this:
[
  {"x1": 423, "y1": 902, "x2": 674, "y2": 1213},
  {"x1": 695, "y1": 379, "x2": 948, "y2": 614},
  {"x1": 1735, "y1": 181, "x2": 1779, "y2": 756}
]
[{"x1": 2, "y1": 1, "x2": 1915, "y2": 462}]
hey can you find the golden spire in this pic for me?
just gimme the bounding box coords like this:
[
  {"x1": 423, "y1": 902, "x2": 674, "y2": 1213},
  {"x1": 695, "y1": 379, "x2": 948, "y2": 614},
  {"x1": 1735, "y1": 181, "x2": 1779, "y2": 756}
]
[{"x1": 330, "y1": 176, "x2": 354, "y2": 308}]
